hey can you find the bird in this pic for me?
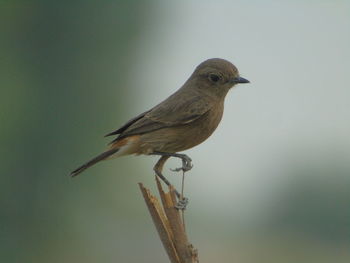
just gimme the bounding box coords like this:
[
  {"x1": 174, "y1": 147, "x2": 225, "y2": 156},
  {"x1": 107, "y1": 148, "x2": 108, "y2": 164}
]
[{"x1": 70, "y1": 58, "x2": 249, "y2": 206}]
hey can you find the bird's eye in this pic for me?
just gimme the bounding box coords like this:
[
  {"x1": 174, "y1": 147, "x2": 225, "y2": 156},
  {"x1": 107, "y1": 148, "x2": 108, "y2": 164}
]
[{"x1": 209, "y1": 73, "x2": 221, "y2": 83}]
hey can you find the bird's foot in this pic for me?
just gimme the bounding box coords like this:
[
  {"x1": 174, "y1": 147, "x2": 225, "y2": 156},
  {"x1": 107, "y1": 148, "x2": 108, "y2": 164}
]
[
  {"x1": 175, "y1": 197, "x2": 189, "y2": 210},
  {"x1": 171, "y1": 155, "x2": 193, "y2": 172}
]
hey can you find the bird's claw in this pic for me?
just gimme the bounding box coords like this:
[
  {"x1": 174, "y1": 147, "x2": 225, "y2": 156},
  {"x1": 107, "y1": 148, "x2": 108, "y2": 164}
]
[
  {"x1": 170, "y1": 157, "x2": 193, "y2": 172},
  {"x1": 175, "y1": 197, "x2": 189, "y2": 210}
]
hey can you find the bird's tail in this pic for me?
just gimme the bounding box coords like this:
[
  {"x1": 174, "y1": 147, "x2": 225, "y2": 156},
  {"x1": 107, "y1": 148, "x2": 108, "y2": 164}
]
[{"x1": 70, "y1": 148, "x2": 119, "y2": 177}]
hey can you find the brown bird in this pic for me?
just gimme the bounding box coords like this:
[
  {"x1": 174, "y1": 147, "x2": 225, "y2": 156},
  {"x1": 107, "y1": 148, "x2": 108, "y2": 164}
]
[{"x1": 70, "y1": 58, "x2": 249, "y2": 205}]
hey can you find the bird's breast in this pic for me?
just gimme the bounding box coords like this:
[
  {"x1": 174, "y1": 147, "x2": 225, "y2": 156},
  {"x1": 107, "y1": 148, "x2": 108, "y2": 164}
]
[
  {"x1": 161, "y1": 101, "x2": 224, "y2": 152},
  {"x1": 189, "y1": 102, "x2": 224, "y2": 143}
]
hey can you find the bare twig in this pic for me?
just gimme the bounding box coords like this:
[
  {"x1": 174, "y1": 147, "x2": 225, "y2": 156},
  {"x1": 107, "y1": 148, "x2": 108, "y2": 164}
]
[{"x1": 139, "y1": 177, "x2": 199, "y2": 263}]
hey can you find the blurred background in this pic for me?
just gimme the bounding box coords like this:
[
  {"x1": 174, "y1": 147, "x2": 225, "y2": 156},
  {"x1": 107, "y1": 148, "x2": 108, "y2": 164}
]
[{"x1": 1, "y1": 1, "x2": 350, "y2": 262}]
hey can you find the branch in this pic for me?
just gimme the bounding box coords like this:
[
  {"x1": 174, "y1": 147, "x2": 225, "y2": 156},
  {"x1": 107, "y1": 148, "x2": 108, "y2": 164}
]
[{"x1": 139, "y1": 177, "x2": 199, "y2": 263}]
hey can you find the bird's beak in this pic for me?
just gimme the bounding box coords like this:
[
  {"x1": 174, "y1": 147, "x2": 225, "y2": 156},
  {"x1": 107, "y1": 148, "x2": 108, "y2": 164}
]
[{"x1": 231, "y1": 76, "x2": 250, "y2": 84}]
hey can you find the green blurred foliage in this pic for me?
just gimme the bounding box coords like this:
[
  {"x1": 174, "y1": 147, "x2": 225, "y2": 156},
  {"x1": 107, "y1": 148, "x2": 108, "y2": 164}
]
[
  {"x1": 267, "y1": 163, "x2": 350, "y2": 243},
  {"x1": 0, "y1": 1, "x2": 157, "y2": 262}
]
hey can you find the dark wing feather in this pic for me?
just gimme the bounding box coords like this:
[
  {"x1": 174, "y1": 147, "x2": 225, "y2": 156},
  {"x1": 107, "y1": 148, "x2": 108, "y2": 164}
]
[
  {"x1": 111, "y1": 92, "x2": 212, "y2": 142},
  {"x1": 104, "y1": 109, "x2": 151, "y2": 137},
  {"x1": 146, "y1": 93, "x2": 212, "y2": 124}
]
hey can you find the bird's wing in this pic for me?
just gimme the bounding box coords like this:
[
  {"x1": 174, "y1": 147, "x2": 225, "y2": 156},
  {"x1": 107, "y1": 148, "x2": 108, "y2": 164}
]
[
  {"x1": 147, "y1": 93, "x2": 212, "y2": 124},
  {"x1": 104, "y1": 110, "x2": 151, "y2": 137},
  {"x1": 108, "y1": 92, "x2": 212, "y2": 142}
]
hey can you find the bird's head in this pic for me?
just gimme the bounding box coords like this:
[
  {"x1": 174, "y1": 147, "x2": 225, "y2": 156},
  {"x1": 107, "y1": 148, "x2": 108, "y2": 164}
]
[{"x1": 191, "y1": 58, "x2": 249, "y2": 97}]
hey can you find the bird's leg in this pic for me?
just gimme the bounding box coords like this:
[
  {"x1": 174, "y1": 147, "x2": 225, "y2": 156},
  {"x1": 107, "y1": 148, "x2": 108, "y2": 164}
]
[
  {"x1": 152, "y1": 154, "x2": 189, "y2": 210},
  {"x1": 153, "y1": 155, "x2": 173, "y2": 189},
  {"x1": 152, "y1": 151, "x2": 193, "y2": 172}
]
